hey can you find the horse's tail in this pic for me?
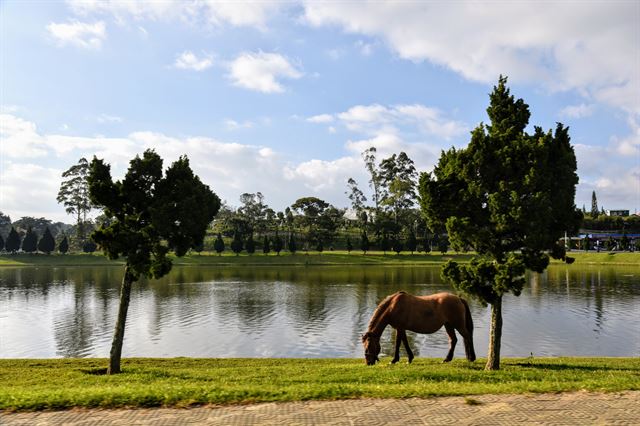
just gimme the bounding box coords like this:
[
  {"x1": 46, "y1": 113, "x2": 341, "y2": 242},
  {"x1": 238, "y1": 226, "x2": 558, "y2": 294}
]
[{"x1": 460, "y1": 297, "x2": 476, "y2": 362}]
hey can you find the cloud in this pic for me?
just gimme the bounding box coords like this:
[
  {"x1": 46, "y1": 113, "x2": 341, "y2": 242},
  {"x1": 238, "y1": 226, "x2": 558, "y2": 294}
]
[
  {"x1": 335, "y1": 103, "x2": 467, "y2": 140},
  {"x1": 66, "y1": 0, "x2": 283, "y2": 30},
  {"x1": 97, "y1": 113, "x2": 123, "y2": 123},
  {"x1": 46, "y1": 20, "x2": 106, "y2": 49},
  {"x1": 225, "y1": 119, "x2": 254, "y2": 131},
  {"x1": 227, "y1": 52, "x2": 303, "y2": 93},
  {"x1": 303, "y1": 1, "x2": 639, "y2": 115},
  {"x1": 559, "y1": 103, "x2": 595, "y2": 119},
  {"x1": 306, "y1": 114, "x2": 334, "y2": 124},
  {"x1": 174, "y1": 50, "x2": 213, "y2": 71}
]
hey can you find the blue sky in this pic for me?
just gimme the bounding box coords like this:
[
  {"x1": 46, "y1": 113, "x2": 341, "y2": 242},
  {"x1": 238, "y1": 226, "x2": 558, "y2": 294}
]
[{"x1": 1, "y1": 1, "x2": 638, "y2": 223}]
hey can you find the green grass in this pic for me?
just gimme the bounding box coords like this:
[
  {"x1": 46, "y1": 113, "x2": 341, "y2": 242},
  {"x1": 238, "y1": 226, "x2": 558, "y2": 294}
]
[
  {"x1": 1, "y1": 357, "x2": 639, "y2": 411},
  {"x1": 1, "y1": 250, "x2": 638, "y2": 267}
]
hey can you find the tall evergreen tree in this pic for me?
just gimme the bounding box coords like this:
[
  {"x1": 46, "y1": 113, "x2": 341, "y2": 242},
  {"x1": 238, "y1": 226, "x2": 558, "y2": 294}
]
[
  {"x1": 288, "y1": 233, "x2": 297, "y2": 254},
  {"x1": 88, "y1": 150, "x2": 220, "y2": 374},
  {"x1": 420, "y1": 76, "x2": 581, "y2": 370},
  {"x1": 6, "y1": 227, "x2": 21, "y2": 253},
  {"x1": 83, "y1": 239, "x2": 97, "y2": 253},
  {"x1": 214, "y1": 233, "x2": 225, "y2": 256},
  {"x1": 262, "y1": 235, "x2": 271, "y2": 254},
  {"x1": 360, "y1": 231, "x2": 370, "y2": 254},
  {"x1": 346, "y1": 236, "x2": 353, "y2": 253},
  {"x1": 230, "y1": 230, "x2": 243, "y2": 255},
  {"x1": 591, "y1": 191, "x2": 599, "y2": 217},
  {"x1": 0, "y1": 234, "x2": 4, "y2": 252},
  {"x1": 246, "y1": 233, "x2": 256, "y2": 255},
  {"x1": 273, "y1": 231, "x2": 283, "y2": 255},
  {"x1": 379, "y1": 232, "x2": 390, "y2": 254},
  {"x1": 57, "y1": 157, "x2": 93, "y2": 240},
  {"x1": 38, "y1": 227, "x2": 56, "y2": 254},
  {"x1": 406, "y1": 229, "x2": 417, "y2": 254},
  {"x1": 59, "y1": 235, "x2": 69, "y2": 254},
  {"x1": 21, "y1": 227, "x2": 38, "y2": 253}
]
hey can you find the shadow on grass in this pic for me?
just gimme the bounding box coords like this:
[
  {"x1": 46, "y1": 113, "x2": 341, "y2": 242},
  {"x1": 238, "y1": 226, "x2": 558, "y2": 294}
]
[
  {"x1": 513, "y1": 362, "x2": 638, "y2": 372},
  {"x1": 80, "y1": 368, "x2": 108, "y2": 375}
]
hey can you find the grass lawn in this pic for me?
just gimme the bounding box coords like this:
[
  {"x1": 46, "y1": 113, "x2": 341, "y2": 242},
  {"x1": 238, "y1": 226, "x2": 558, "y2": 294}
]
[
  {"x1": 1, "y1": 357, "x2": 639, "y2": 411},
  {"x1": 0, "y1": 251, "x2": 638, "y2": 267}
]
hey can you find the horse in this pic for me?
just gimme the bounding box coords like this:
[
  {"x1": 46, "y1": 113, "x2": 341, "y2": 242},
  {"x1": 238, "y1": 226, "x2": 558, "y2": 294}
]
[{"x1": 362, "y1": 291, "x2": 476, "y2": 365}]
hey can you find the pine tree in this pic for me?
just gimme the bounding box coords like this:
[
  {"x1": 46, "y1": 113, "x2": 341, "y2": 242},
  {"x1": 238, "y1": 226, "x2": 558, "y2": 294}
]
[
  {"x1": 346, "y1": 236, "x2": 353, "y2": 253},
  {"x1": 379, "y1": 232, "x2": 390, "y2": 254},
  {"x1": 591, "y1": 191, "x2": 599, "y2": 217},
  {"x1": 21, "y1": 227, "x2": 38, "y2": 253},
  {"x1": 316, "y1": 238, "x2": 323, "y2": 253},
  {"x1": 6, "y1": 227, "x2": 20, "y2": 253},
  {"x1": 83, "y1": 240, "x2": 97, "y2": 253},
  {"x1": 59, "y1": 235, "x2": 69, "y2": 254},
  {"x1": 360, "y1": 231, "x2": 370, "y2": 254},
  {"x1": 288, "y1": 233, "x2": 297, "y2": 254},
  {"x1": 38, "y1": 227, "x2": 56, "y2": 254},
  {"x1": 273, "y1": 231, "x2": 283, "y2": 255},
  {"x1": 214, "y1": 233, "x2": 225, "y2": 256},
  {"x1": 262, "y1": 235, "x2": 271, "y2": 254},
  {"x1": 230, "y1": 230, "x2": 243, "y2": 255},
  {"x1": 246, "y1": 233, "x2": 256, "y2": 255},
  {"x1": 0, "y1": 234, "x2": 4, "y2": 252},
  {"x1": 406, "y1": 230, "x2": 417, "y2": 254}
]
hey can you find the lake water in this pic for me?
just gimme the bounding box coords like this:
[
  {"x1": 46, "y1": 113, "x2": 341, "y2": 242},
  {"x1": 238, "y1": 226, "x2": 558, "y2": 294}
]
[{"x1": 1, "y1": 265, "x2": 638, "y2": 359}]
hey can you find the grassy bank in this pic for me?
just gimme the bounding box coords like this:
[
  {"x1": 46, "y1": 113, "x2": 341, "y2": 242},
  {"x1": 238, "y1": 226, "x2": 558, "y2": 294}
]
[
  {"x1": 1, "y1": 251, "x2": 638, "y2": 267},
  {"x1": 1, "y1": 357, "x2": 638, "y2": 411}
]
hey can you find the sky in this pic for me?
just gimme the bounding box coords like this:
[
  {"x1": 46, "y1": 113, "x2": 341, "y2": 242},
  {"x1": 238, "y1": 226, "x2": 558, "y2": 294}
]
[{"x1": 1, "y1": 0, "x2": 639, "y2": 224}]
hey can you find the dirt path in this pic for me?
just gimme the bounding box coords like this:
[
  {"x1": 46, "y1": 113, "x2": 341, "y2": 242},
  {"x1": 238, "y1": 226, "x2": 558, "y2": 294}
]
[{"x1": 2, "y1": 391, "x2": 639, "y2": 425}]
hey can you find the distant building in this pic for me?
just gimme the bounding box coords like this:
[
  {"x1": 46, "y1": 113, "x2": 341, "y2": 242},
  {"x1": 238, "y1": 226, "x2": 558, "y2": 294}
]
[{"x1": 606, "y1": 210, "x2": 629, "y2": 217}]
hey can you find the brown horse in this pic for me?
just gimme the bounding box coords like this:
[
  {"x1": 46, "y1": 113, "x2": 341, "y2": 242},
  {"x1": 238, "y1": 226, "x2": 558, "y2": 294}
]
[{"x1": 362, "y1": 291, "x2": 476, "y2": 365}]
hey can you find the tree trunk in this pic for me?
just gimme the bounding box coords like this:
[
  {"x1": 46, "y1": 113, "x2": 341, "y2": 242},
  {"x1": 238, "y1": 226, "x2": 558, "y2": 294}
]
[
  {"x1": 108, "y1": 266, "x2": 134, "y2": 375},
  {"x1": 485, "y1": 295, "x2": 503, "y2": 371}
]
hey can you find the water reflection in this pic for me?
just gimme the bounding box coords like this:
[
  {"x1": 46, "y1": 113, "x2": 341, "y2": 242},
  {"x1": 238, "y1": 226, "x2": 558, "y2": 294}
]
[{"x1": 0, "y1": 265, "x2": 638, "y2": 358}]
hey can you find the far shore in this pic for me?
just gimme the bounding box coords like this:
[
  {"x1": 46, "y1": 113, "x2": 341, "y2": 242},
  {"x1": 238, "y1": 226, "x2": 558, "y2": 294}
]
[{"x1": 0, "y1": 250, "x2": 639, "y2": 267}]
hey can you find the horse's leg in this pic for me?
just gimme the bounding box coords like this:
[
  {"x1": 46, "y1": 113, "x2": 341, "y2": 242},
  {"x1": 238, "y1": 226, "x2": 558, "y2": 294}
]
[
  {"x1": 443, "y1": 323, "x2": 457, "y2": 362},
  {"x1": 400, "y1": 329, "x2": 414, "y2": 363},
  {"x1": 456, "y1": 326, "x2": 476, "y2": 362},
  {"x1": 391, "y1": 328, "x2": 402, "y2": 364}
]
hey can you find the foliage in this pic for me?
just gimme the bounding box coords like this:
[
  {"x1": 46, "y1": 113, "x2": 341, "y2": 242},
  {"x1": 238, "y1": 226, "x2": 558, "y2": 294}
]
[
  {"x1": 82, "y1": 240, "x2": 97, "y2": 253},
  {"x1": 0, "y1": 211, "x2": 12, "y2": 237},
  {"x1": 379, "y1": 232, "x2": 390, "y2": 254},
  {"x1": 262, "y1": 236, "x2": 270, "y2": 254},
  {"x1": 246, "y1": 233, "x2": 256, "y2": 255},
  {"x1": 57, "y1": 158, "x2": 93, "y2": 240},
  {"x1": 21, "y1": 227, "x2": 38, "y2": 253},
  {"x1": 406, "y1": 230, "x2": 417, "y2": 254},
  {"x1": 360, "y1": 231, "x2": 370, "y2": 254},
  {"x1": 230, "y1": 230, "x2": 243, "y2": 255},
  {"x1": 59, "y1": 235, "x2": 69, "y2": 254},
  {"x1": 391, "y1": 235, "x2": 402, "y2": 254},
  {"x1": 2, "y1": 357, "x2": 639, "y2": 411},
  {"x1": 273, "y1": 232, "x2": 283, "y2": 255},
  {"x1": 288, "y1": 233, "x2": 297, "y2": 254},
  {"x1": 346, "y1": 178, "x2": 367, "y2": 217},
  {"x1": 38, "y1": 227, "x2": 56, "y2": 254},
  {"x1": 0, "y1": 234, "x2": 3, "y2": 251},
  {"x1": 591, "y1": 191, "x2": 599, "y2": 218},
  {"x1": 346, "y1": 236, "x2": 353, "y2": 253},
  {"x1": 419, "y1": 77, "x2": 581, "y2": 370},
  {"x1": 214, "y1": 233, "x2": 225, "y2": 255},
  {"x1": 88, "y1": 149, "x2": 220, "y2": 374}
]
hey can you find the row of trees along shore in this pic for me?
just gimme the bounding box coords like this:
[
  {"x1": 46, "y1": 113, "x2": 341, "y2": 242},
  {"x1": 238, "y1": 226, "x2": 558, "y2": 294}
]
[{"x1": 0, "y1": 77, "x2": 633, "y2": 373}]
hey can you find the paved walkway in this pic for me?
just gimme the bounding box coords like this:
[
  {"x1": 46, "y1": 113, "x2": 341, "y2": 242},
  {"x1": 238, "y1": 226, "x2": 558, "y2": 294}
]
[{"x1": 2, "y1": 391, "x2": 639, "y2": 425}]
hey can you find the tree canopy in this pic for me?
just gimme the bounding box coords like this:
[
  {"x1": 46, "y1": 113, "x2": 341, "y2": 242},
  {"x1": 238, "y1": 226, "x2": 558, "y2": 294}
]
[
  {"x1": 57, "y1": 157, "x2": 93, "y2": 240},
  {"x1": 88, "y1": 149, "x2": 220, "y2": 373},
  {"x1": 419, "y1": 76, "x2": 581, "y2": 370}
]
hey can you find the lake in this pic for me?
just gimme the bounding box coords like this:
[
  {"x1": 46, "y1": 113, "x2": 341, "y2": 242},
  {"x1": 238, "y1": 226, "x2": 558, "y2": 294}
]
[{"x1": 1, "y1": 265, "x2": 638, "y2": 359}]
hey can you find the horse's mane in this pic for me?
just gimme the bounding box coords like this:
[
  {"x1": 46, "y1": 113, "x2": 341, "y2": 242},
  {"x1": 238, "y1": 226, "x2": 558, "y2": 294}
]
[{"x1": 367, "y1": 291, "x2": 404, "y2": 332}]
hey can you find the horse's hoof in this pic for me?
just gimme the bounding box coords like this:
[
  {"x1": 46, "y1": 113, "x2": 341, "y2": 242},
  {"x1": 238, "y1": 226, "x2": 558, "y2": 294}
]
[
  {"x1": 390, "y1": 359, "x2": 399, "y2": 364},
  {"x1": 442, "y1": 358, "x2": 452, "y2": 363}
]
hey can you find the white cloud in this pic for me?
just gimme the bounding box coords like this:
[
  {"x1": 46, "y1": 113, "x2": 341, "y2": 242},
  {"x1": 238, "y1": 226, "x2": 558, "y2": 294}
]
[
  {"x1": 306, "y1": 114, "x2": 334, "y2": 124},
  {"x1": 97, "y1": 113, "x2": 123, "y2": 123},
  {"x1": 46, "y1": 20, "x2": 106, "y2": 49},
  {"x1": 174, "y1": 50, "x2": 213, "y2": 71},
  {"x1": 66, "y1": 0, "x2": 283, "y2": 30},
  {"x1": 225, "y1": 119, "x2": 254, "y2": 131},
  {"x1": 335, "y1": 103, "x2": 467, "y2": 140},
  {"x1": 303, "y1": 1, "x2": 639, "y2": 115},
  {"x1": 559, "y1": 103, "x2": 595, "y2": 119},
  {"x1": 227, "y1": 52, "x2": 303, "y2": 93}
]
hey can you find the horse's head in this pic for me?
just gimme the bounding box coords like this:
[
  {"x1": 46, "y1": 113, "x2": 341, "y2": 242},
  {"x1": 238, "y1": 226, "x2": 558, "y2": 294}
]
[{"x1": 361, "y1": 331, "x2": 380, "y2": 365}]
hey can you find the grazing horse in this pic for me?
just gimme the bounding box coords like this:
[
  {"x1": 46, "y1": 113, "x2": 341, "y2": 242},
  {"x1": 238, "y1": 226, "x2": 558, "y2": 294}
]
[{"x1": 362, "y1": 291, "x2": 476, "y2": 365}]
